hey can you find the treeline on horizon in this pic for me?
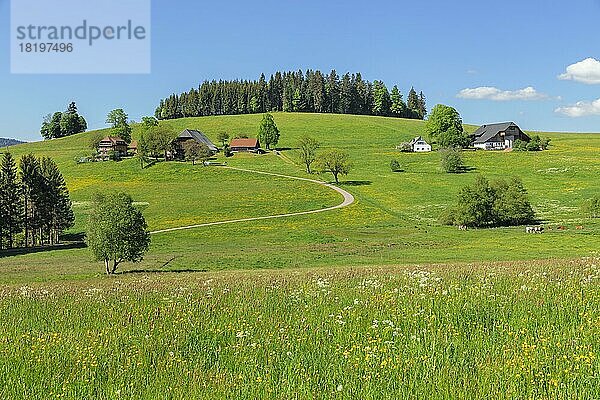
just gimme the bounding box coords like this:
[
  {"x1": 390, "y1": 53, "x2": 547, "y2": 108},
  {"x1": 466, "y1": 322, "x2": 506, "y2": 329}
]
[{"x1": 154, "y1": 70, "x2": 427, "y2": 121}]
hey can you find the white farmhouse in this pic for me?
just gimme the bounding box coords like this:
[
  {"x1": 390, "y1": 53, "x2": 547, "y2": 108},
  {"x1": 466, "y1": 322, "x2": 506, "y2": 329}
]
[{"x1": 409, "y1": 136, "x2": 432, "y2": 152}]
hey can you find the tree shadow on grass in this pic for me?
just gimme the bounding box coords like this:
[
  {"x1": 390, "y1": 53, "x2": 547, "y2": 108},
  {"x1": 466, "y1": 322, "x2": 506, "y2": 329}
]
[
  {"x1": 0, "y1": 241, "x2": 86, "y2": 258},
  {"x1": 339, "y1": 180, "x2": 372, "y2": 186},
  {"x1": 447, "y1": 166, "x2": 477, "y2": 174},
  {"x1": 116, "y1": 268, "x2": 208, "y2": 275}
]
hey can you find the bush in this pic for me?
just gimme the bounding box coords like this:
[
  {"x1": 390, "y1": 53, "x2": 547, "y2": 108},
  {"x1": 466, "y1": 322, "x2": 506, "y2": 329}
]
[
  {"x1": 517, "y1": 135, "x2": 551, "y2": 152},
  {"x1": 581, "y1": 195, "x2": 600, "y2": 218},
  {"x1": 440, "y1": 149, "x2": 465, "y2": 173},
  {"x1": 397, "y1": 142, "x2": 412, "y2": 152},
  {"x1": 223, "y1": 144, "x2": 233, "y2": 157},
  {"x1": 390, "y1": 159, "x2": 402, "y2": 172},
  {"x1": 513, "y1": 139, "x2": 527, "y2": 151},
  {"x1": 107, "y1": 150, "x2": 121, "y2": 162},
  {"x1": 441, "y1": 175, "x2": 535, "y2": 228}
]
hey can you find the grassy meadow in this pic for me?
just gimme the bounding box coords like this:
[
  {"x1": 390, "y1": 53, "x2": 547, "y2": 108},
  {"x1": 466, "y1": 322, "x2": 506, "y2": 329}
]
[
  {"x1": 1, "y1": 113, "x2": 599, "y2": 398},
  {"x1": 0, "y1": 113, "x2": 598, "y2": 281},
  {"x1": 1, "y1": 258, "x2": 599, "y2": 399}
]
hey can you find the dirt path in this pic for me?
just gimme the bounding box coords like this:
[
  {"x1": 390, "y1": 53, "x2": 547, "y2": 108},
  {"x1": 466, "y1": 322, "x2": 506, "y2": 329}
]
[{"x1": 150, "y1": 166, "x2": 355, "y2": 235}]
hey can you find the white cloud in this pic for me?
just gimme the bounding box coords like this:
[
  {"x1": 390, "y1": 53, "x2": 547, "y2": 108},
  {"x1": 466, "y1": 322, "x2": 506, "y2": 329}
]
[
  {"x1": 555, "y1": 99, "x2": 600, "y2": 117},
  {"x1": 457, "y1": 86, "x2": 548, "y2": 101},
  {"x1": 558, "y1": 58, "x2": 600, "y2": 84}
]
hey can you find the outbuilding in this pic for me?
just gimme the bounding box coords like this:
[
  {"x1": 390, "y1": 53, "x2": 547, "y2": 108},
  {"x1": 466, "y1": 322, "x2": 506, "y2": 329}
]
[
  {"x1": 409, "y1": 136, "x2": 432, "y2": 152},
  {"x1": 230, "y1": 138, "x2": 260, "y2": 152}
]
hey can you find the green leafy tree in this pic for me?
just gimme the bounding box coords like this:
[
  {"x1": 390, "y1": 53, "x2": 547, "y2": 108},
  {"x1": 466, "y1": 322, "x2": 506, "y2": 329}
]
[
  {"x1": 453, "y1": 176, "x2": 495, "y2": 227},
  {"x1": 40, "y1": 112, "x2": 63, "y2": 140},
  {"x1": 0, "y1": 152, "x2": 22, "y2": 249},
  {"x1": 258, "y1": 113, "x2": 280, "y2": 150},
  {"x1": 216, "y1": 132, "x2": 230, "y2": 147},
  {"x1": 41, "y1": 103, "x2": 86, "y2": 139},
  {"x1": 60, "y1": 102, "x2": 87, "y2": 137},
  {"x1": 86, "y1": 192, "x2": 150, "y2": 275},
  {"x1": 491, "y1": 178, "x2": 535, "y2": 226},
  {"x1": 89, "y1": 132, "x2": 104, "y2": 151},
  {"x1": 141, "y1": 116, "x2": 159, "y2": 131},
  {"x1": 426, "y1": 104, "x2": 470, "y2": 148},
  {"x1": 297, "y1": 136, "x2": 320, "y2": 174},
  {"x1": 106, "y1": 109, "x2": 132, "y2": 144},
  {"x1": 442, "y1": 176, "x2": 535, "y2": 227},
  {"x1": 183, "y1": 142, "x2": 211, "y2": 165},
  {"x1": 513, "y1": 139, "x2": 527, "y2": 151},
  {"x1": 440, "y1": 149, "x2": 466, "y2": 173},
  {"x1": 317, "y1": 149, "x2": 351, "y2": 183}
]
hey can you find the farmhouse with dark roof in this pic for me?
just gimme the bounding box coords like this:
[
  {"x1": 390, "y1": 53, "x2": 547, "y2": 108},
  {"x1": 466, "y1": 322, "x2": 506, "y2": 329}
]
[
  {"x1": 471, "y1": 122, "x2": 530, "y2": 150},
  {"x1": 172, "y1": 129, "x2": 219, "y2": 159}
]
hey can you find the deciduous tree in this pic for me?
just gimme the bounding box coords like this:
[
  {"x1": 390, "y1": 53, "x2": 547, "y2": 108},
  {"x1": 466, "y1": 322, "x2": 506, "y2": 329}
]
[
  {"x1": 106, "y1": 109, "x2": 132, "y2": 144},
  {"x1": 86, "y1": 192, "x2": 150, "y2": 275},
  {"x1": 297, "y1": 136, "x2": 320, "y2": 174},
  {"x1": 258, "y1": 113, "x2": 280, "y2": 150},
  {"x1": 318, "y1": 149, "x2": 351, "y2": 183}
]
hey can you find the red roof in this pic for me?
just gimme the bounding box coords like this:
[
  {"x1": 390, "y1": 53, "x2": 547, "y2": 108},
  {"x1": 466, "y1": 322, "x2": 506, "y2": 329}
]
[{"x1": 230, "y1": 138, "x2": 259, "y2": 148}]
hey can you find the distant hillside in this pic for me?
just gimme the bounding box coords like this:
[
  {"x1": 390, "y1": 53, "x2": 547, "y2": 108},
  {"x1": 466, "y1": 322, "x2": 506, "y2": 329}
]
[{"x1": 0, "y1": 138, "x2": 25, "y2": 148}]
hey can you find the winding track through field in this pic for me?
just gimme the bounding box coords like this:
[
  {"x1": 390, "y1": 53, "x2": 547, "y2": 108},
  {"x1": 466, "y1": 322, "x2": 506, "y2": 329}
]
[{"x1": 150, "y1": 166, "x2": 355, "y2": 235}]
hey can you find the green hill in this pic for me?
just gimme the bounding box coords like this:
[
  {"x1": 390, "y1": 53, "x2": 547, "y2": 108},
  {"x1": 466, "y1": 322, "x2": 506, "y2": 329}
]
[{"x1": 1, "y1": 113, "x2": 599, "y2": 282}]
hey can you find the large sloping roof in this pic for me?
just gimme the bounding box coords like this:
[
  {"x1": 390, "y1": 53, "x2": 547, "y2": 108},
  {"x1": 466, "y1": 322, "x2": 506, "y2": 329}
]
[
  {"x1": 409, "y1": 136, "x2": 428, "y2": 146},
  {"x1": 99, "y1": 136, "x2": 126, "y2": 146},
  {"x1": 177, "y1": 129, "x2": 218, "y2": 152},
  {"x1": 472, "y1": 122, "x2": 519, "y2": 144},
  {"x1": 230, "y1": 138, "x2": 259, "y2": 148}
]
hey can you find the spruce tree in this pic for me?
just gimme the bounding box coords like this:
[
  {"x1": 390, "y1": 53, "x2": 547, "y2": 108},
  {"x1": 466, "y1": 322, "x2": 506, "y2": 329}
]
[
  {"x1": 390, "y1": 86, "x2": 407, "y2": 117},
  {"x1": 407, "y1": 87, "x2": 420, "y2": 119},
  {"x1": 40, "y1": 157, "x2": 74, "y2": 244},
  {"x1": 19, "y1": 154, "x2": 40, "y2": 247},
  {"x1": 372, "y1": 81, "x2": 391, "y2": 116},
  {"x1": 418, "y1": 91, "x2": 427, "y2": 119}
]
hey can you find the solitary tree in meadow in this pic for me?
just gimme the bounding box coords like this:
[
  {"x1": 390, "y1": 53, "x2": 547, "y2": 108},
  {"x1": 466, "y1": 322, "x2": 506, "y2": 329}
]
[
  {"x1": 297, "y1": 136, "x2": 320, "y2": 174},
  {"x1": 440, "y1": 148, "x2": 466, "y2": 173},
  {"x1": 317, "y1": 149, "x2": 351, "y2": 183},
  {"x1": 86, "y1": 192, "x2": 150, "y2": 275},
  {"x1": 258, "y1": 113, "x2": 280, "y2": 150}
]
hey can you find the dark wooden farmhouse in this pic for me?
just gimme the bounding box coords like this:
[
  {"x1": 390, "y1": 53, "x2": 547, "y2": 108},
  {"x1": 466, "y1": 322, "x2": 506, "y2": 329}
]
[
  {"x1": 172, "y1": 129, "x2": 219, "y2": 159},
  {"x1": 230, "y1": 138, "x2": 260, "y2": 152},
  {"x1": 98, "y1": 136, "x2": 128, "y2": 158},
  {"x1": 471, "y1": 122, "x2": 530, "y2": 150}
]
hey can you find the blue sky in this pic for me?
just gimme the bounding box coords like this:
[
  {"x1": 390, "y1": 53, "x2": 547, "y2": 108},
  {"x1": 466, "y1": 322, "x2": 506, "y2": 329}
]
[{"x1": 1, "y1": 0, "x2": 600, "y2": 141}]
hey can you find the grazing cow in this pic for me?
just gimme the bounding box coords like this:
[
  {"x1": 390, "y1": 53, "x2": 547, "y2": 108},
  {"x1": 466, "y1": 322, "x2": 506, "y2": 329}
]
[
  {"x1": 458, "y1": 225, "x2": 468, "y2": 231},
  {"x1": 576, "y1": 226, "x2": 584, "y2": 230},
  {"x1": 526, "y1": 226, "x2": 544, "y2": 234},
  {"x1": 557, "y1": 226, "x2": 567, "y2": 230}
]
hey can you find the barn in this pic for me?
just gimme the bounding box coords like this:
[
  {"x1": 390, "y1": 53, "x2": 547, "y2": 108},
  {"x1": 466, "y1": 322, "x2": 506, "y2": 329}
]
[
  {"x1": 471, "y1": 122, "x2": 530, "y2": 150},
  {"x1": 230, "y1": 138, "x2": 260, "y2": 152}
]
